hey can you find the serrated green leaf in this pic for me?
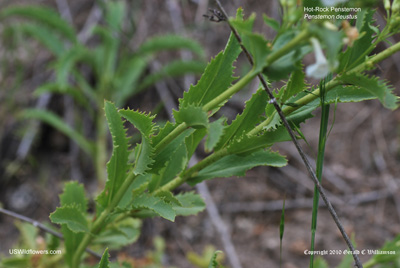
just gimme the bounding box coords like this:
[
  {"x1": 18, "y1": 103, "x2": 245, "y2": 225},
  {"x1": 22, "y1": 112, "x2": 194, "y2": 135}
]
[
  {"x1": 186, "y1": 128, "x2": 208, "y2": 158},
  {"x1": 263, "y1": 14, "x2": 280, "y2": 31},
  {"x1": 119, "y1": 109, "x2": 155, "y2": 137},
  {"x1": 151, "y1": 128, "x2": 194, "y2": 173},
  {"x1": 282, "y1": 90, "x2": 319, "y2": 128},
  {"x1": 284, "y1": 77, "x2": 398, "y2": 130},
  {"x1": 97, "y1": 102, "x2": 130, "y2": 208},
  {"x1": 132, "y1": 140, "x2": 154, "y2": 176},
  {"x1": 235, "y1": 7, "x2": 244, "y2": 19},
  {"x1": 138, "y1": 60, "x2": 206, "y2": 91},
  {"x1": 149, "y1": 141, "x2": 188, "y2": 192},
  {"x1": 173, "y1": 192, "x2": 206, "y2": 216},
  {"x1": 205, "y1": 118, "x2": 226, "y2": 153},
  {"x1": 62, "y1": 225, "x2": 84, "y2": 267},
  {"x1": 179, "y1": 31, "x2": 241, "y2": 110},
  {"x1": 208, "y1": 251, "x2": 225, "y2": 268},
  {"x1": 152, "y1": 121, "x2": 176, "y2": 147},
  {"x1": 326, "y1": 85, "x2": 376, "y2": 103},
  {"x1": 281, "y1": 66, "x2": 306, "y2": 104},
  {"x1": 60, "y1": 182, "x2": 88, "y2": 212},
  {"x1": 286, "y1": 103, "x2": 316, "y2": 129},
  {"x1": 283, "y1": 82, "x2": 390, "y2": 130},
  {"x1": 54, "y1": 183, "x2": 87, "y2": 267},
  {"x1": 117, "y1": 174, "x2": 151, "y2": 209},
  {"x1": 231, "y1": 14, "x2": 271, "y2": 73},
  {"x1": 265, "y1": 87, "x2": 285, "y2": 130},
  {"x1": 263, "y1": 30, "x2": 311, "y2": 81},
  {"x1": 226, "y1": 127, "x2": 291, "y2": 155},
  {"x1": 339, "y1": 74, "x2": 398, "y2": 109},
  {"x1": 215, "y1": 89, "x2": 268, "y2": 151},
  {"x1": 20, "y1": 109, "x2": 94, "y2": 156},
  {"x1": 50, "y1": 206, "x2": 89, "y2": 233},
  {"x1": 119, "y1": 109, "x2": 156, "y2": 175},
  {"x1": 263, "y1": 111, "x2": 282, "y2": 131},
  {"x1": 12, "y1": 23, "x2": 65, "y2": 56},
  {"x1": 155, "y1": 191, "x2": 182, "y2": 206},
  {"x1": 0, "y1": 5, "x2": 77, "y2": 42},
  {"x1": 94, "y1": 218, "x2": 141, "y2": 250},
  {"x1": 243, "y1": 33, "x2": 270, "y2": 73},
  {"x1": 173, "y1": 105, "x2": 209, "y2": 129},
  {"x1": 189, "y1": 150, "x2": 287, "y2": 185},
  {"x1": 138, "y1": 34, "x2": 205, "y2": 58},
  {"x1": 339, "y1": 9, "x2": 376, "y2": 71},
  {"x1": 229, "y1": 7, "x2": 250, "y2": 32},
  {"x1": 132, "y1": 193, "x2": 176, "y2": 221},
  {"x1": 97, "y1": 248, "x2": 110, "y2": 268}
]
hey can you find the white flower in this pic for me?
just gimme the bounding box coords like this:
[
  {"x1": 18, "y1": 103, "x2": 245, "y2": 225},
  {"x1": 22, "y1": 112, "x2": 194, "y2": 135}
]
[
  {"x1": 306, "y1": 38, "x2": 329, "y2": 80},
  {"x1": 321, "y1": 0, "x2": 348, "y2": 6}
]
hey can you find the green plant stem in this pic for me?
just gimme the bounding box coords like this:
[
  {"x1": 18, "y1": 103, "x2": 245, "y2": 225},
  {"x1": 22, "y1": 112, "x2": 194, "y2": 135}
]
[
  {"x1": 151, "y1": 16, "x2": 400, "y2": 208},
  {"x1": 310, "y1": 78, "x2": 330, "y2": 268},
  {"x1": 154, "y1": 28, "x2": 310, "y2": 154},
  {"x1": 153, "y1": 29, "x2": 308, "y2": 154},
  {"x1": 265, "y1": 29, "x2": 309, "y2": 65},
  {"x1": 150, "y1": 14, "x2": 400, "y2": 240},
  {"x1": 73, "y1": 66, "x2": 257, "y2": 267},
  {"x1": 154, "y1": 122, "x2": 188, "y2": 153},
  {"x1": 153, "y1": 148, "x2": 229, "y2": 195},
  {"x1": 249, "y1": 39, "x2": 400, "y2": 136},
  {"x1": 203, "y1": 70, "x2": 258, "y2": 112},
  {"x1": 73, "y1": 17, "x2": 400, "y2": 268},
  {"x1": 72, "y1": 171, "x2": 138, "y2": 267},
  {"x1": 154, "y1": 70, "x2": 256, "y2": 153}
]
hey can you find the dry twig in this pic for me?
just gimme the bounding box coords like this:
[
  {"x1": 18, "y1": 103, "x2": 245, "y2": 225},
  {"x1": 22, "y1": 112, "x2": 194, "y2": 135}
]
[
  {"x1": 222, "y1": 189, "x2": 393, "y2": 213},
  {"x1": 0, "y1": 207, "x2": 101, "y2": 259}
]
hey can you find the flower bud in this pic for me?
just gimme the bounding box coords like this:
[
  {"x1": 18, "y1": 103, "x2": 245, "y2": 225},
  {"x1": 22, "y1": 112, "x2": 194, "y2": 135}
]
[
  {"x1": 342, "y1": 20, "x2": 359, "y2": 47},
  {"x1": 384, "y1": 0, "x2": 391, "y2": 11},
  {"x1": 393, "y1": 0, "x2": 400, "y2": 14}
]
